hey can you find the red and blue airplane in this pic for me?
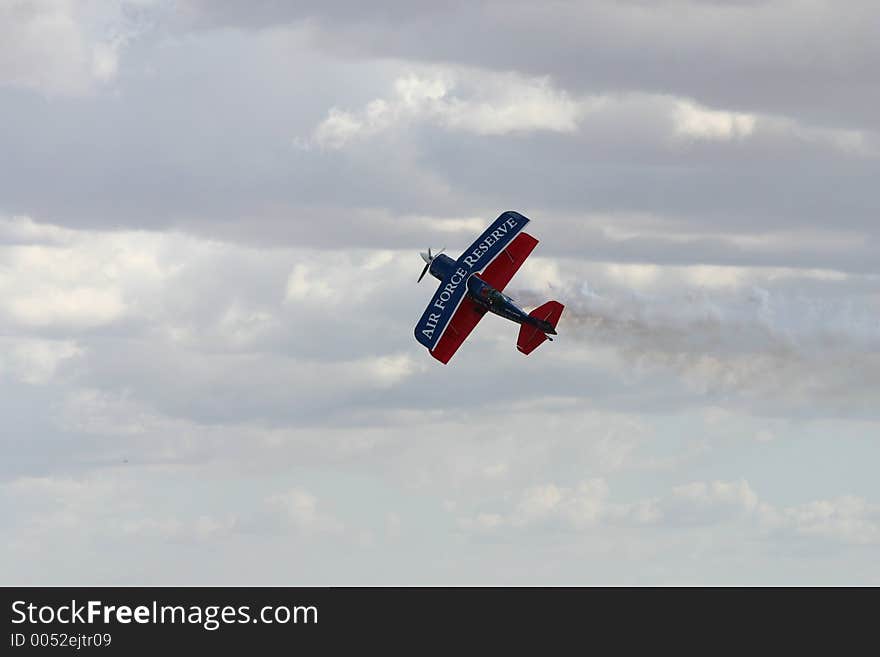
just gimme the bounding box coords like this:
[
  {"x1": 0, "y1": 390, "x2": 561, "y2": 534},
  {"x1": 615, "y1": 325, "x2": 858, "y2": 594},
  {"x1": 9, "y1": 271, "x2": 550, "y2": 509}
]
[{"x1": 414, "y1": 210, "x2": 564, "y2": 364}]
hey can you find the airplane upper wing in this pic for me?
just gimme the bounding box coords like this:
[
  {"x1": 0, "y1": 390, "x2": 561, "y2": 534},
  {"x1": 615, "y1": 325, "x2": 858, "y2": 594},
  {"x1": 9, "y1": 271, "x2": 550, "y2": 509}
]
[
  {"x1": 455, "y1": 210, "x2": 530, "y2": 276},
  {"x1": 477, "y1": 232, "x2": 539, "y2": 292},
  {"x1": 429, "y1": 297, "x2": 488, "y2": 364},
  {"x1": 414, "y1": 211, "x2": 531, "y2": 354}
]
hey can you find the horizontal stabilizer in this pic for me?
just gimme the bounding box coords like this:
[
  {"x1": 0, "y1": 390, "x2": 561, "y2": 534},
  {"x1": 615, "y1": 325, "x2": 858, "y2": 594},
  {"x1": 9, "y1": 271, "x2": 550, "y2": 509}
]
[{"x1": 517, "y1": 300, "x2": 564, "y2": 355}]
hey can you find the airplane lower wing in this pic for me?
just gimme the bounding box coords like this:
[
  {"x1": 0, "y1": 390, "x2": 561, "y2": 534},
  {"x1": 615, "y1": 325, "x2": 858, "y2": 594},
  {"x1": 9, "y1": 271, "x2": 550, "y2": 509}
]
[
  {"x1": 429, "y1": 297, "x2": 488, "y2": 364},
  {"x1": 477, "y1": 232, "x2": 539, "y2": 292}
]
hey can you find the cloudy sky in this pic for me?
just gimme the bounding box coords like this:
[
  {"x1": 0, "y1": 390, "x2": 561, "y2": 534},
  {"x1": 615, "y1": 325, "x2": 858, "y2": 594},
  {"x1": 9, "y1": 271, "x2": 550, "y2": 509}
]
[{"x1": 1, "y1": 0, "x2": 879, "y2": 585}]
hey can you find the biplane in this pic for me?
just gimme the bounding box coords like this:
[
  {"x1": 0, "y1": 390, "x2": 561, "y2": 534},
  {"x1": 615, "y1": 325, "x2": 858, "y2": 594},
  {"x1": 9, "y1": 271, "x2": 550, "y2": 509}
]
[{"x1": 414, "y1": 211, "x2": 564, "y2": 364}]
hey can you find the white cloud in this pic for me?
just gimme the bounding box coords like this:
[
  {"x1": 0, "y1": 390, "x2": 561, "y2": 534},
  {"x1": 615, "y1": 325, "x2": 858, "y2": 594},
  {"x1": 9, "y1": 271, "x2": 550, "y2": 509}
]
[
  {"x1": 672, "y1": 99, "x2": 875, "y2": 154},
  {"x1": 0, "y1": 215, "x2": 76, "y2": 245},
  {"x1": 121, "y1": 513, "x2": 237, "y2": 541},
  {"x1": 60, "y1": 388, "x2": 159, "y2": 438},
  {"x1": 775, "y1": 496, "x2": 880, "y2": 546},
  {"x1": 6, "y1": 285, "x2": 126, "y2": 329},
  {"x1": 673, "y1": 99, "x2": 757, "y2": 140},
  {"x1": 461, "y1": 479, "x2": 611, "y2": 532},
  {"x1": 665, "y1": 479, "x2": 760, "y2": 524},
  {"x1": 0, "y1": 0, "x2": 91, "y2": 94},
  {"x1": 266, "y1": 487, "x2": 344, "y2": 535},
  {"x1": 775, "y1": 119, "x2": 876, "y2": 157},
  {"x1": 0, "y1": 0, "x2": 148, "y2": 94},
  {"x1": 285, "y1": 263, "x2": 337, "y2": 302},
  {"x1": 311, "y1": 71, "x2": 590, "y2": 148},
  {"x1": 458, "y1": 477, "x2": 880, "y2": 552},
  {"x1": 0, "y1": 222, "x2": 167, "y2": 329},
  {"x1": 0, "y1": 338, "x2": 82, "y2": 385},
  {"x1": 363, "y1": 353, "x2": 422, "y2": 388},
  {"x1": 314, "y1": 108, "x2": 368, "y2": 149},
  {"x1": 311, "y1": 71, "x2": 876, "y2": 161},
  {"x1": 672, "y1": 479, "x2": 759, "y2": 510},
  {"x1": 91, "y1": 41, "x2": 120, "y2": 81}
]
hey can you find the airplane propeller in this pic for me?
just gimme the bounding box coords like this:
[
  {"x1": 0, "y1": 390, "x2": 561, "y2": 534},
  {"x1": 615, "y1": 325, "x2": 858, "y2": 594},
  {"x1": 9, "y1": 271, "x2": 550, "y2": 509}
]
[{"x1": 417, "y1": 247, "x2": 444, "y2": 283}]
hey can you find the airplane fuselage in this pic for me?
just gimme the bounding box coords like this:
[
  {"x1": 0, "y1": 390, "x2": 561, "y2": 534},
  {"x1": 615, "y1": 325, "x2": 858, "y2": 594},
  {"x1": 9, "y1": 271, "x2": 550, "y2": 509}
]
[{"x1": 427, "y1": 253, "x2": 556, "y2": 335}]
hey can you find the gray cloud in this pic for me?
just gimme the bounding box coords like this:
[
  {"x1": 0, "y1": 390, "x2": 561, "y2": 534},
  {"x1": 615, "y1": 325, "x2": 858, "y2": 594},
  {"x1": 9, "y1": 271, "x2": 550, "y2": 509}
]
[
  {"x1": 179, "y1": 1, "x2": 880, "y2": 129},
  {"x1": 2, "y1": 1, "x2": 879, "y2": 585}
]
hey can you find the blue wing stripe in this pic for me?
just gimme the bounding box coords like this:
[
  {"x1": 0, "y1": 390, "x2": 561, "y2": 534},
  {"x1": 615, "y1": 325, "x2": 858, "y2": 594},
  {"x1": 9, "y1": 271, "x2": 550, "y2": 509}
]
[
  {"x1": 456, "y1": 211, "x2": 530, "y2": 275},
  {"x1": 414, "y1": 266, "x2": 470, "y2": 350}
]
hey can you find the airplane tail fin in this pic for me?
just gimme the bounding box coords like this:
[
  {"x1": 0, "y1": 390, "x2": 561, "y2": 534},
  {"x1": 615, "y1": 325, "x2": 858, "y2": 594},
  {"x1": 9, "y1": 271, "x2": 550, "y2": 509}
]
[{"x1": 517, "y1": 300, "x2": 564, "y2": 355}]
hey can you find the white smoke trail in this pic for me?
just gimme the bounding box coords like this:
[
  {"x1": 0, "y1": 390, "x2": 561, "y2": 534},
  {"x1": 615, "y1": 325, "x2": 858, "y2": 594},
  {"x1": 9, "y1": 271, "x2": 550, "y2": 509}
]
[{"x1": 511, "y1": 278, "x2": 880, "y2": 414}]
